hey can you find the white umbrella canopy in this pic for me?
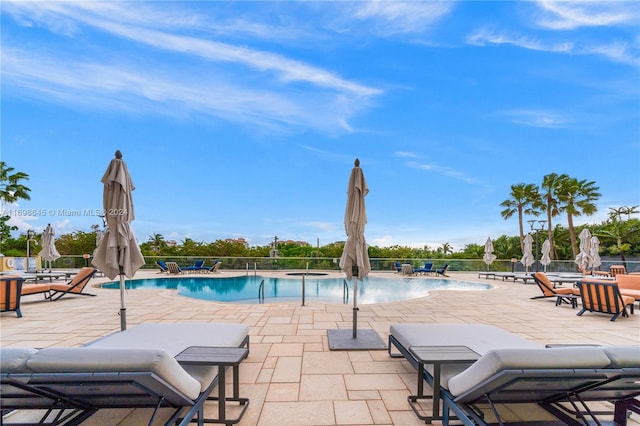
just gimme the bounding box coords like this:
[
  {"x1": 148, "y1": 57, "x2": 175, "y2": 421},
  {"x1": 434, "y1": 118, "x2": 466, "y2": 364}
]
[
  {"x1": 574, "y1": 228, "x2": 592, "y2": 272},
  {"x1": 521, "y1": 234, "x2": 534, "y2": 272},
  {"x1": 483, "y1": 237, "x2": 497, "y2": 269},
  {"x1": 39, "y1": 224, "x2": 60, "y2": 270},
  {"x1": 589, "y1": 235, "x2": 602, "y2": 271},
  {"x1": 329, "y1": 159, "x2": 384, "y2": 351},
  {"x1": 540, "y1": 239, "x2": 552, "y2": 272},
  {"x1": 339, "y1": 159, "x2": 371, "y2": 282},
  {"x1": 92, "y1": 150, "x2": 144, "y2": 331}
]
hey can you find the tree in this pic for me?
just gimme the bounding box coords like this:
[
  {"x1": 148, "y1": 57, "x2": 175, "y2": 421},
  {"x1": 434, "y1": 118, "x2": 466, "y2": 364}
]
[
  {"x1": 500, "y1": 183, "x2": 540, "y2": 253},
  {"x1": 0, "y1": 162, "x2": 31, "y2": 254},
  {"x1": 598, "y1": 208, "x2": 640, "y2": 267},
  {"x1": 539, "y1": 173, "x2": 568, "y2": 260},
  {"x1": 147, "y1": 233, "x2": 166, "y2": 253},
  {"x1": 556, "y1": 177, "x2": 601, "y2": 258}
]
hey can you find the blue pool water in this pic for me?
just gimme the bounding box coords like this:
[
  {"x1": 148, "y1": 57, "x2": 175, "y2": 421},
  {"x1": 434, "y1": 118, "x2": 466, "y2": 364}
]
[{"x1": 102, "y1": 275, "x2": 491, "y2": 304}]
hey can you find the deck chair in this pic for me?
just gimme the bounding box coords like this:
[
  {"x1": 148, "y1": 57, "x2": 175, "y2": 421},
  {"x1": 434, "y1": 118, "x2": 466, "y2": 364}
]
[
  {"x1": 414, "y1": 262, "x2": 433, "y2": 275},
  {"x1": 156, "y1": 260, "x2": 169, "y2": 273},
  {"x1": 441, "y1": 346, "x2": 640, "y2": 426},
  {"x1": 183, "y1": 260, "x2": 206, "y2": 272},
  {"x1": 0, "y1": 277, "x2": 24, "y2": 318},
  {"x1": 394, "y1": 262, "x2": 403, "y2": 273},
  {"x1": 610, "y1": 264, "x2": 627, "y2": 277},
  {"x1": 207, "y1": 260, "x2": 222, "y2": 274},
  {"x1": 531, "y1": 272, "x2": 580, "y2": 308},
  {"x1": 20, "y1": 283, "x2": 52, "y2": 300},
  {"x1": 436, "y1": 263, "x2": 450, "y2": 276},
  {"x1": 577, "y1": 280, "x2": 635, "y2": 321},
  {"x1": 166, "y1": 261, "x2": 183, "y2": 274},
  {"x1": 48, "y1": 267, "x2": 96, "y2": 301},
  {"x1": 1, "y1": 323, "x2": 251, "y2": 426}
]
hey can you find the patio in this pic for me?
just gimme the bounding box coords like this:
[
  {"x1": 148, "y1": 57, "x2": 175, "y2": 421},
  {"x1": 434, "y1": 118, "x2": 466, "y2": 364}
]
[{"x1": 1, "y1": 270, "x2": 639, "y2": 425}]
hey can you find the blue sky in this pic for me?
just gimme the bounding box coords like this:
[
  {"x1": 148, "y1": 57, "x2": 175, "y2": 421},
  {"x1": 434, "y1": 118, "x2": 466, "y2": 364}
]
[{"x1": 2, "y1": 1, "x2": 639, "y2": 251}]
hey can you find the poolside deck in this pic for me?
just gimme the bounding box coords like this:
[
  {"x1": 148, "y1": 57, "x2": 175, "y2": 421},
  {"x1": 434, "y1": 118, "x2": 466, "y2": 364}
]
[{"x1": 2, "y1": 270, "x2": 639, "y2": 425}]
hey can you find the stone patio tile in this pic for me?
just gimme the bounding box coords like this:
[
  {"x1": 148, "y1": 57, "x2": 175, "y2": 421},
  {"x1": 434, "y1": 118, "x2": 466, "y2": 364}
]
[
  {"x1": 367, "y1": 400, "x2": 393, "y2": 424},
  {"x1": 344, "y1": 374, "x2": 406, "y2": 391},
  {"x1": 302, "y1": 351, "x2": 354, "y2": 375},
  {"x1": 271, "y1": 356, "x2": 302, "y2": 383},
  {"x1": 268, "y1": 343, "x2": 303, "y2": 357},
  {"x1": 299, "y1": 375, "x2": 347, "y2": 401},
  {"x1": 334, "y1": 400, "x2": 373, "y2": 425},
  {"x1": 258, "y1": 401, "x2": 335, "y2": 425},
  {"x1": 265, "y1": 383, "x2": 300, "y2": 401}
]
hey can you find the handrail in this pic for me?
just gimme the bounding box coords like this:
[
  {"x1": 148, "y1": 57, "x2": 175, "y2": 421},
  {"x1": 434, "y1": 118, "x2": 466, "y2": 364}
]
[
  {"x1": 301, "y1": 275, "x2": 305, "y2": 307},
  {"x1": 258, "y1": 279, "x2": 265, "y2": 304},
  {"x1": 343, "y1": 279, "x2": 349, "y2": 304}
]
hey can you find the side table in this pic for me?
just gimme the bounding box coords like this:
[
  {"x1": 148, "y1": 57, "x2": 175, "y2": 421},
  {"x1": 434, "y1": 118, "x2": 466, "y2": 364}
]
[
  {"x1": 176, "y1": 346, "x2": 249, "y2": 425},
  {"x1": 408, "y1": 345, "x2": 480, "y2": 422}
]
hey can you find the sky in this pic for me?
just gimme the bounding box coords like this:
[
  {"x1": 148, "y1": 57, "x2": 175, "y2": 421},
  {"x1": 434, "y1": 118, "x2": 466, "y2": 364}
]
[{"x1": 1, "y1": 0, "x2": 639, "y2": 251}]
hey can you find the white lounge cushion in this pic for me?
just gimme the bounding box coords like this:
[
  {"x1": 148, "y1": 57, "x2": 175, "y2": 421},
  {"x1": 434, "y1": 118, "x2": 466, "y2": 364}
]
[
  {"x1": 85, "y1": 323, "x2": 249, "y2": 392},
  {"x1": 390, "y1": 323, "x2": 542, "y2": 387},
  {"x1": 447, "y1": 347, "x2": 612, "y2": 397},
  {"x1": 0, "y1": 348, "x2": 38, "y2": 373},
  {"x1": 602, "y1": 346, "x2": 640, "y2": 368},
  {"x1": 26, "y1": 347, "x2": 201, "y2": 400},
  {"x1": 86, "y1": 323, "x2": 249, "y2": 356}
]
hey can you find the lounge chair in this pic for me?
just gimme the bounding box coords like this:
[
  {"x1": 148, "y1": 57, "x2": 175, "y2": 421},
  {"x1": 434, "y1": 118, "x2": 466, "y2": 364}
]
[
  {"x1": 531, "y1": 272, "x2": 581, "y2": 308},
  {"x1": 183, "y1": 260, "x2": 207, "y2": 273},
  {"x1": 0, "y1": 323, "x2": 250, "y2": 426},
  {"x1": 20, "y1": 283, "x2": 52, "y2": 300},
  {"x1": 576, "y1": 279, "x2": 635, "y2": 321},
  {"x1": 388, "y1": 323, "x2": 640, "y2": 425},
  {"x1": 48, "y1": 267, "x2": 96, "y2": 301},
  {"x1": 166, "y1": 261, "x2": 183, "y2": 274},
  {"x1": 156, "y1": 260, "x2": 169, "y2": 273},
  {"x1": 0, "y1": 277, "x2": 24, "y2": 318},
  {"x1": 436, "y1": 263, "x2": 449, "y2": 277},
  {"x1": 394, "y1": 262, "x2": 403, "y2": 273},
  {"x1": 207, "y1": 260, "x2": 222, "y2": 274},
  {"x1": 616, "y1": 274, "x2": 640, "y2": 305},
  {"x1": 610, "y1": 264, "x2": 627, "y2": 277},
  {"x1": 414, "y1": 262, "x2": 433, "y2": 275}
]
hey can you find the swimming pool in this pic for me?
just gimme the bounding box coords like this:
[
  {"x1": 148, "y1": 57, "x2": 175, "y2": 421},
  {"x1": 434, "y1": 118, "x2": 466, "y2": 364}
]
[{"x1": 101, "y1": 275, "x2": 492, "y2": 304}]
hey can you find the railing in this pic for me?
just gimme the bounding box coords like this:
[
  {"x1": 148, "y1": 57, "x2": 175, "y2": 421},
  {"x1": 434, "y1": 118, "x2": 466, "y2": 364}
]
[
  {"x1": 19, "y1": 255, "x2": 640, "y2": 274},
  {"x1": 258, "y1": 279, "x2": 265, "y2": 304},
  {"x1": 342, "y1": 279, "x2": 349, "y2": 304}
]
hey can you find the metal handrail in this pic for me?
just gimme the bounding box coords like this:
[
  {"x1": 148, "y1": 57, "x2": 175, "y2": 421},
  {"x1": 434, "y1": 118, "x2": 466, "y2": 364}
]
[
  {"x1": 343, "y1": 279, "x2": 349, "y2": 304},
  {"x1": 258, "y1": 279, "x2": 265, "y2": 304}
]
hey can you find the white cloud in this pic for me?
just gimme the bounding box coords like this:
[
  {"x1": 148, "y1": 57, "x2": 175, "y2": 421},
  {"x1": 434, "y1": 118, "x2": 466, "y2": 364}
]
[
  {"x1": 352, "y1": 1, "x2": 454, "y2": 35},
  {"x1": 406, "y1": 161, "x2": 481, "y2": 186},
  {"x1": 535, "y1": 1, "x2": 640, "y2": 30},
  {"x1": 500, "y1": 109, "x2": 568, "y2": 128}
]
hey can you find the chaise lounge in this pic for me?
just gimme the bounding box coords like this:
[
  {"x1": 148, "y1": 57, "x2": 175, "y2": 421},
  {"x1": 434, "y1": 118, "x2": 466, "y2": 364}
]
[
  {"x1": 48, "y1": 267, "x2": 96, "y2": 301},
  {"x1": 0, "y1": 322, "x2": 250, "y2": 426},
  {"x1": 388, "y1": 323, "x2": 640, "y2": 425}
]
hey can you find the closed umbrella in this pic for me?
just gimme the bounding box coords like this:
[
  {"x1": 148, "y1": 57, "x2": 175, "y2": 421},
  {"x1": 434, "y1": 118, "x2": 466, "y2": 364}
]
[
  {"x1": 589, "y1": 235, "x2": 602, "y2": 273},
  {"x1": 39, "y1": 224, "x2": 60, "y2": 271},
  {"x1": 483, "y1": 237, "x2": 496, "y2": 271},
  {"x1": 574, "y1": 228, "x2": 591, "y2": 272},
  {"x1": 328, "y1": 159, "x2": 385, "y2": 350},
  {"x1": 93, "y1": 229, "x2": 104, "y2": 256},
  {"x1": 540, "y1": 239, "x2": 552, "y2": 272},
  {"x1": 92, "y1": 150, "x2": 145, "y2": 331},
  {"x1": 521, "y1": 234, "x2": 534, "y2": 273}
]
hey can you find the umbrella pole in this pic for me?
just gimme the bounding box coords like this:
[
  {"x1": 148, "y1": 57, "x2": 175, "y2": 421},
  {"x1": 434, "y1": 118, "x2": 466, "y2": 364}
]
[
  {"x1": 119, "y1": 269, "x2": 126, "y2": 331},
  {"x1": 353, "y1": 279, "x2": 358, "y2": 339}
]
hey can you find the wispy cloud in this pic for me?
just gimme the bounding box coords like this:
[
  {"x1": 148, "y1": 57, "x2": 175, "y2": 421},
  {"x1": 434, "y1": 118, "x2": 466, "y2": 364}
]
[
  {"x1": 393, "y1": 151, "x2": 418, "y2": 158},
  {"x1": 467, "y1": 28, "x2": 639, "y2": 66},
  {"x1": 350, "y1": 1, "x2": 454, "y2": 35},
  {"x1": 499, "y1": 109, "x2": 568, "y2": 128},
  {"x1": 2, "y1": 2, "x2": 381, "y2": 134},
  {"x1": 535, "y1": 1, "x2": 640, "y2": 30},
  {"x1": 405, "y1": 160, "x2": 481, "y2": 186}
]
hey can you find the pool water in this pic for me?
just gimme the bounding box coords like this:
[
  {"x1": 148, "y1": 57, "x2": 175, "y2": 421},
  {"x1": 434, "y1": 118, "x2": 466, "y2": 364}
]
[{"x1": 102, "y1": 275, "x2": 491, "y2": 304}]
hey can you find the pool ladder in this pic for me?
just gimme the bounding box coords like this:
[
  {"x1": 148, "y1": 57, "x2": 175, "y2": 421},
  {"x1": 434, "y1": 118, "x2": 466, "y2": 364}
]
[
  {"x1": 342, "y1": 279, "x2": 349, "y2": 304},
  {"x1": 258, "y1": 279, "x2": 265, "y2": 303}
]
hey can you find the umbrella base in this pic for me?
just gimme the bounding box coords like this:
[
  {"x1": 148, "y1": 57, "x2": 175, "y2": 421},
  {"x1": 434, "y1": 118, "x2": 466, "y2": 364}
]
[{"x1": 327, "y1": 329, "x2": 387, "y2": 351}]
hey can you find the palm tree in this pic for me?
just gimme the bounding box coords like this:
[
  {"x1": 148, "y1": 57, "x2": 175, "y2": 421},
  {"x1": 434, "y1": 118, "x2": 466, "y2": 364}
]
[
  {"x1": 556, "y1": 177, "x2": 601, "y2": 258},
  {"x1": 598, "y1": 209, "x2": 640, "y2": 268},
  {"x1": 441, "y1": 242, "x2": 452, "y2": 256},
  {"x1": 539, "y1": 173, "x2": 568, "y2": 260},
  {"x1": 500, "y1": 183, "x2": 540, "y2": 252},
  {"x1": 0, "y1": 162, "x2": 31, "y2": 204},
  {"x1": 148, "y1": 233, "x2": 166, "y2": 253}
]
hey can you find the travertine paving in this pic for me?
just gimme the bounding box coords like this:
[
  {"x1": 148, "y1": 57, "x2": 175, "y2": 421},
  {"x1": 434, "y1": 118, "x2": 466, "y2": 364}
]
[{"x1": 2, "y1": 270, "x2": 639, "y2": 425}]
